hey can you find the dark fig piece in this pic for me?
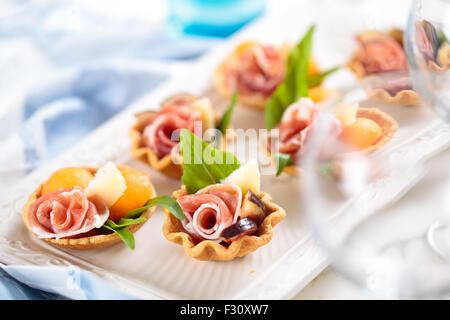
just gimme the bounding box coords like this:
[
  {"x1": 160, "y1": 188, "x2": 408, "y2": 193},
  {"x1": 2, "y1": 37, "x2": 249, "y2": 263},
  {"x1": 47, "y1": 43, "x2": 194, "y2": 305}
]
[
  {"x1": 240, "y1": 190, "x2": 266, "y2": 225},
  {"x1": 221, "y1": 218, "x2": 258, "y2": 241}
]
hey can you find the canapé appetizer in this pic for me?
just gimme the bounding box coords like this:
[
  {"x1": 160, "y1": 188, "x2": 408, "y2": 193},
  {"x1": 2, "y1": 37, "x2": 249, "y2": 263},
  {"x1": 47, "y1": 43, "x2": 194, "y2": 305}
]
[
  {"x1": 130, "y1": 93, "x2": 235, "y2": 178},
  {"x1": 266, "y1": 98, "x2": 398, "y2": 176},
  {"x1": 23, "y1": 162, "x2": 182, "y2": 250},
  {"x1": 214, "y1": 25, "x2": 339, "y2": 110},
  {"x1": 162, "y1": 129, "x2": 286, "y2": 261},
  {"x1": 415, "y1": 20, "x2": 450, "y2": 72},
  {"x1": 347, "y1": 29, "x2": 420, "y2": 106}
]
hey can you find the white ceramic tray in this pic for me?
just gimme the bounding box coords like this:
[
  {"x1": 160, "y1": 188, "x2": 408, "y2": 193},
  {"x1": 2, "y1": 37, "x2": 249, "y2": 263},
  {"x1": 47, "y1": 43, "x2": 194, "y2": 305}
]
[{"x1": 1, "y1": 1, "x2": 449, "y2": 299}]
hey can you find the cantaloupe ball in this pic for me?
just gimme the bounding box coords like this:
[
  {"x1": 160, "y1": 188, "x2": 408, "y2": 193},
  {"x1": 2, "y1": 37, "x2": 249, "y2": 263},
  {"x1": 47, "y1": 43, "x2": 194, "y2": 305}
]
[
  {"x1": 309, "y1": 86, "x2": 337, "y2": 103},
  {"x1": 109, "y1": 166, "x2": 154, "y2": 221},
  {"x1": 309, "y1": 57, "x2": 321, "y2": 76},
  {"x1": 41, "y1": 167, "x2": 94, "y2": 195},
  {"x1": 342, "y1": 118, "x2": 383, "y2": 149}
]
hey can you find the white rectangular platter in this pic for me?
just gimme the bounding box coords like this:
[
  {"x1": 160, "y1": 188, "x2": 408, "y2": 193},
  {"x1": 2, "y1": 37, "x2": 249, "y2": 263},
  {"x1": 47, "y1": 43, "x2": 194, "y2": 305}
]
[{"x1": 0, "y1": 0, "x2": 449, "y2": 299}]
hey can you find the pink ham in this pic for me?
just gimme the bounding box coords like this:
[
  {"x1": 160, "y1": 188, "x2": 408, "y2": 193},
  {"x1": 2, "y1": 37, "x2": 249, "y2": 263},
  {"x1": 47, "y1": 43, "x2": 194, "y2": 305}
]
[
  {"x1": 357, "y1": 37, "x2": 407, "y2": 74},
  {"x1": 142, "y1": 101, "x2": 203, "y2": 158},
  {"x1": 28, "y1": 187, "x2": 109, "y2": 239},
  {"x1": 268, "y1": 98, "x2": 317, "y2": 158},
  {"x1": 227, "y1": 44, "x2": 285, "y2": 96},
  {"x1": 176, "y1": 184, "x2": 242, "y2": 241},
  {"x1": 295, "y1": 113, "x2": 343, "y2": 163},
  {"x1": 268, "y1": 98, "x2": 342, "y2": 163}
]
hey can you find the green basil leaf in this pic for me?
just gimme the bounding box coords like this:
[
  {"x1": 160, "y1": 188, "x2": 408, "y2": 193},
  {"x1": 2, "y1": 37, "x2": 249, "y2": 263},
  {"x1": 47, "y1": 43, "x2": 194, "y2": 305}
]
[
  {"x1": 275, "y1": 153, "x2": 294, "y2": 176},
  {"x1": 103, "y1": 223, "x2": 135, "y2": 250},
  {"x1": 307, "y1": 65, "x2": 341, "y2": 87},
  {"x1": 265, "y1": 25, "x2": 315, "y2": 130},
  {"x1": 102, "y1": 195, "x2": 185, "y2": 249},
  {"x1": 180, "y1": 129, "x2": 240, "y2": 194},
  {"x1": 125, "y1": 196, "x2": 185, "y2": 221},
  {"x1": 216, "y1": 92, "x2": 238, "y2": 134},
  {"x1": 113, "y1": 217, "x2": 147, "y2": 228}
]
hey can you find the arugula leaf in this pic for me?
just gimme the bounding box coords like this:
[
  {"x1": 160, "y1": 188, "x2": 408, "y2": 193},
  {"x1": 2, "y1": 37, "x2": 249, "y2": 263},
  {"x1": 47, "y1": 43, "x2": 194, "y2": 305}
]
[
  {"x1": 107, "y1": 217, "x2": 147, "y2": 228},
  {"x1": 102, "y1": 196, "x2": 185, "y2": 250},
  {"x1": 103, "y1": 220, "x2": 137, "y2": 250},
  {"x1": 275, "y1": 153, "x2": 294, "y2": 176},
  {"x1": 265, "y1": 25, "x2": 315, "y2": 130},
  {"x1": 126, "y1": 195, "x2": 184, "y2": 220},
  {"x1": 216, "y1": 92, "x2": 238, "y2": 134},
  {"x1": 307, "y1": 65, "x2": 341, "y2": 87},
  {"x1": 180, "y1": 129, "x2": 240, "y2": 194}
]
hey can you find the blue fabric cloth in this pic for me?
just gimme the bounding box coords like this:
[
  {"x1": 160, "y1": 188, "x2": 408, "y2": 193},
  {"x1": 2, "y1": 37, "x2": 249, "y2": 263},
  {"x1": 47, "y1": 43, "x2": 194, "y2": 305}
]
[
  {"x1": 18, "y1": 66, "x2": 168, "y2": 173},
  {"x1": 1, "y1": 265, "x2": 136, "y2": 300}
]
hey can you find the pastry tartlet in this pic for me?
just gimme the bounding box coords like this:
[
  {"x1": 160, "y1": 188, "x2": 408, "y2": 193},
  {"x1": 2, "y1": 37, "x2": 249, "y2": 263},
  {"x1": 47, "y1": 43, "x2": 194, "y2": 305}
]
[
  {"x1": 347, "y1": 29, "x2": 420, "y2": 106},
  {"x1": 265, "y1": 98, "x2": 398, "y2": 176},
  {"x1": 22, "y1": 163, "x2": 156, "y2": 250},
  {"x1": 214, "y1": 40, "x2": 330, "y2": 110},
  {"x1": 130, "y1": 93, "x2": 232, "y2": 179},
  {"x1": 163, "y1": 186, "x2": 286, "y2": 261},
  {"x1": 415, "y1": 20, "x2": 450, "y2": 72},
  {"x1": 214, "y1": 41, "x2": 291, "y2": 110},
  {"x1": 162, "y1": 130, "x2": 286, "y2": 261}
]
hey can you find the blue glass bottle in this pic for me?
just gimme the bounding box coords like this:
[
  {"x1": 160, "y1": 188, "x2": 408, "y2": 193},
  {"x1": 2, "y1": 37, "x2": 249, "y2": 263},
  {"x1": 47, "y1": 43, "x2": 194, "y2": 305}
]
[{"x1": 167, "y1": 0, "x2": 266, "y2": 38}]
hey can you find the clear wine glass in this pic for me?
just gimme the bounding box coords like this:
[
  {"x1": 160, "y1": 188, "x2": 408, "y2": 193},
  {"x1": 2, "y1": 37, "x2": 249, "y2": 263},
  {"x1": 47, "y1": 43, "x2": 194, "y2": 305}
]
[{"x1": 300, "y1": 0, "x2": 450, "y2": 299}]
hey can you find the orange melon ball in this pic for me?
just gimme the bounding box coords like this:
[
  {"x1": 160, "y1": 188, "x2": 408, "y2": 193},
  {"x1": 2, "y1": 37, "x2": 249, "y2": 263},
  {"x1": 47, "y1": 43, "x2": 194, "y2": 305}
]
[
  {"x1": 309, "y1": 86, "x2": 334, "y2": 103},
  {"x1": 309, "y1": 57, "x2": 321, "y2": 76},
  {"x1": 109, "y1": 166, "x2": 154, "y2": 221},
  {"x1": 41, "y1": 167, "x2": 94, "y2": 195},
  {"x1": 342, "y1": 118, "x2": 383, "y2": 149}
]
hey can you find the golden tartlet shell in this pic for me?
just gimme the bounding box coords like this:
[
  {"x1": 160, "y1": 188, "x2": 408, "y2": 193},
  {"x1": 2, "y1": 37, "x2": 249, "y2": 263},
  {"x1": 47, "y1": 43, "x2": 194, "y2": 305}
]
[
  {"x1": 265, "y1": 108, "x2": 398, "y2": 177},
  {"x1": 366, "y1": 87, "x2": 421, "y2": 107},
  {"x1": 162, "y1": 187, "x2": 286, "y2": 261},
  {"x1": 130, "y1": 112, "x2": 184, "y2": 178},
  {"x1": 22, "y1": 167, "x2": 156, "y2": 250}
]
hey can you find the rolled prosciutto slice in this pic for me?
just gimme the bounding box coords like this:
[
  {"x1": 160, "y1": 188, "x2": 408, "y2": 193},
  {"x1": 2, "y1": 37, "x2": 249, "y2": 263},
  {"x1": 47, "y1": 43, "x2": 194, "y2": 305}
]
[
  {"x1": 226, "y1": 43, "x2": 285, "y2": 97},
  {"x1": 268, "y1": 98, "x2": 342, "y2": 163},
  {"x1": 356, "y1": 36, "x2": 407, "y2": 74},
  {"x1": 176, "y1": 184, "x2": 242, "y2": 241},
  {"x1": 142, "y1": 99, "x2": 203, "y2": 159},
  {"x1": 268, "y1": 98, "x2": 317, "y2": 158},
  {"x1": 28, "y1": 187, "x2": 109, "y2": 239}
]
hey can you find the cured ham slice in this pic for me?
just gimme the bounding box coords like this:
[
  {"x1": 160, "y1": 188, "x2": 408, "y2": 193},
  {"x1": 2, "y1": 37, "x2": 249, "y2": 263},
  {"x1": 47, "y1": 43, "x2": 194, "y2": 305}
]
[
  {"x1": 268, "y1": 98, "x2": 317, "y2": 158},
  {"x1": 226, "y1": 43, "x2": 285, "y2": 97},
  {"x1": 28, "y1": 187, "x2": 109, "y2": 239},
  {"x1": 356, "y1": 36, "x2": 407, "y2": 74},
  {"x1": 176, "y1": 184, "x2": 242, "y2": 241},
  {"x1": 142, "y1": 99, "x2": 203, "y2": 158},
  {"x1": 268, "y1": 98, "x2": 342, "y2": 163}
]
